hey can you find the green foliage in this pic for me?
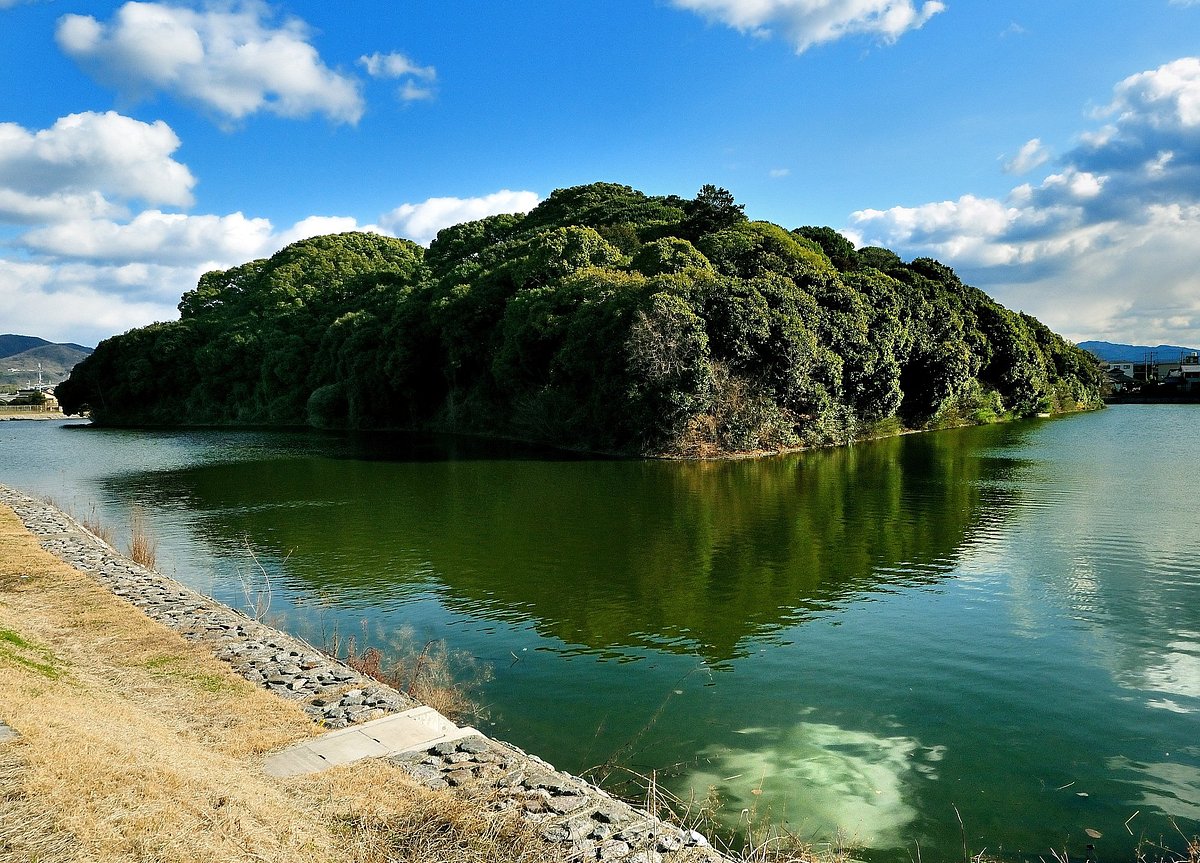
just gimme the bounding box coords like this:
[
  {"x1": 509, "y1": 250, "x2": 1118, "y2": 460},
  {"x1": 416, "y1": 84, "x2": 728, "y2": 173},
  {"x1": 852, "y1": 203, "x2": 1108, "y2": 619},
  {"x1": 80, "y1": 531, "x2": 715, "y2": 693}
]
[
  {"x1": 793, "y1": 226, "x2": 861, "y2": 272},
  {"x1": 857, "y1": 246, "x2": 904, "y2": 273},
  {"x1": 679, "y1": 184, "x2": 747, "y2": 240},
  {"x1": 630, "y1": 237, "x2": 712, "y2": 276},
  {"x1": 698, "y1": 221, "x2": 833, "y2": 282},
  {"x1": 58, "y1": 181, "x2": 1104, "y2": 456}
]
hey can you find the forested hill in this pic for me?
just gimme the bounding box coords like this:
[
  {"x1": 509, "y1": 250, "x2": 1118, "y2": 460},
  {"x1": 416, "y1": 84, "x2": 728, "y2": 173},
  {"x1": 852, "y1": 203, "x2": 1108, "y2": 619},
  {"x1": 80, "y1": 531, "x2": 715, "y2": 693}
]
[{"x1": 57, "y1": 183, "x2": 1104, "y2": 456}]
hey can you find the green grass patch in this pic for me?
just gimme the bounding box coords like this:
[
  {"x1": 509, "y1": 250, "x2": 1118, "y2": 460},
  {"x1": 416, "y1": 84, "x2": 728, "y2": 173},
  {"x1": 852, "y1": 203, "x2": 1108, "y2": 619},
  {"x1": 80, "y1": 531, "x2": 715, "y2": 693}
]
[
  {"x1": 0, "y1": 627, "x2": 63, "y2": 679},
  {"x1": 140, "y1": 653, "x2": 240, "y2": 694}
]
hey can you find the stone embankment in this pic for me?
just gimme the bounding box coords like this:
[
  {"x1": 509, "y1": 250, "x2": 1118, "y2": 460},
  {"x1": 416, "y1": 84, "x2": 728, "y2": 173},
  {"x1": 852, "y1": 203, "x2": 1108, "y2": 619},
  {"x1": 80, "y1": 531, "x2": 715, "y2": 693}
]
[{"x1": 0, "y1": 485, "x2": 724, "y2": 863}]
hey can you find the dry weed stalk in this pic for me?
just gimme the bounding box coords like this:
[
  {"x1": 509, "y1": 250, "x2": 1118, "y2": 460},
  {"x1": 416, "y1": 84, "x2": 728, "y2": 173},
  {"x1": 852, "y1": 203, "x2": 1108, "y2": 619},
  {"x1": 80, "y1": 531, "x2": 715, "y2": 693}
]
[
  {"x1": 128, "y1": 506, "x2": 157, "y2": 569},
  {"x1": 594, "y1": 763, "x2": 853, "y2": 863},
  {"x1": 331, "y1": 625, "x2": 492, "y2": 723},
  {"x1": 1128, "y1": 821, "x2": 1200, "y2": 863},
  {"x1": 237, "y1": 538, "x2": 277, "y2": 622},
  {"x1": 330, "y1": 783, "x2": 561, "y2": 863},
  {"x1": 80, "y1": 502, "x2": 116, "y2": 548}
]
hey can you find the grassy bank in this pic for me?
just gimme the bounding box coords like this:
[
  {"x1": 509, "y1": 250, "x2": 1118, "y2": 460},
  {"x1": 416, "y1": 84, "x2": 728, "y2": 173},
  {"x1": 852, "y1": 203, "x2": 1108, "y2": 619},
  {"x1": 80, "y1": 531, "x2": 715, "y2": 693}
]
[{"x1": 0, "y1": 503, "x2": 566, "y2": 863}]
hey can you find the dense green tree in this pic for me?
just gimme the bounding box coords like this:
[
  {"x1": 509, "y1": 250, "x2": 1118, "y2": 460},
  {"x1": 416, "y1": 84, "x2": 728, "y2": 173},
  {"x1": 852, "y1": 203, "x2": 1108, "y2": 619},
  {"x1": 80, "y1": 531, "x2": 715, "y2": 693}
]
[
  {"x1": 680, "y1": 184, "x2": 747, "y2": 240},
  {"x1": 794, "y1": 226, "x2": 861, "y2": 272}
]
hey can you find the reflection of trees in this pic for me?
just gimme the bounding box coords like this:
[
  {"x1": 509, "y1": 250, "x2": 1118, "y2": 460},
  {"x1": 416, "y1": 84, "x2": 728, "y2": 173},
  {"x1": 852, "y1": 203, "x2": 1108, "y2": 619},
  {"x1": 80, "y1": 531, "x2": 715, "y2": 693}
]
[{"x1": 128, "y1": 423, "x2": 1026, "y2": 664}]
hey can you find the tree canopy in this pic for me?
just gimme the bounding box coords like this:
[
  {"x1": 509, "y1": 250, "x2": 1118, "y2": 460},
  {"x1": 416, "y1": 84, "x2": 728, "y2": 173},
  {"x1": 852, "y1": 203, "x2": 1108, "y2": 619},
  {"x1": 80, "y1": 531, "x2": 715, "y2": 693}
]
[{"x1": 57, "y1": 182, "x2": 1105, "y2": 456}]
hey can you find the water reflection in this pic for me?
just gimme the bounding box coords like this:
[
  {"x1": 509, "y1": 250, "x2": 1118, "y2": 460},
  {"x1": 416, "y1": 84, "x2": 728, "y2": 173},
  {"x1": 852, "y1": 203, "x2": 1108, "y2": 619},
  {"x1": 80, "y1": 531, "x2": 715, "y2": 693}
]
[
  {"x1": 119, "y1": 423, "x2": 1029, "y2": 664},
  {"x1": 687, "y1": 722, "x2": 944, "y2": 847},
  {"x1": 1107, "y1": 757, "x2": 1200, "y2": 822}
]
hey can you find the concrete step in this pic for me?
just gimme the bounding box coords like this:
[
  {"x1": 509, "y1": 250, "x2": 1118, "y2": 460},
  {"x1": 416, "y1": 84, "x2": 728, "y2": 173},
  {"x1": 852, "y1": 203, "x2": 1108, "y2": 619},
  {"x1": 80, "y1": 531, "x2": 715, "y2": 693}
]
[{"x1": 264, "y1": 705, "x2": 479, "y2": 777}]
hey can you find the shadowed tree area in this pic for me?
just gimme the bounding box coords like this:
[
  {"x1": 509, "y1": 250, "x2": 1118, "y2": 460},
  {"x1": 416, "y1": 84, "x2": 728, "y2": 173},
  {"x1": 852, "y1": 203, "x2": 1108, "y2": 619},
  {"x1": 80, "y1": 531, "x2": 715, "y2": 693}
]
[{"x1": 58, "y1": 182, "x2": 1105, "y2": 456}]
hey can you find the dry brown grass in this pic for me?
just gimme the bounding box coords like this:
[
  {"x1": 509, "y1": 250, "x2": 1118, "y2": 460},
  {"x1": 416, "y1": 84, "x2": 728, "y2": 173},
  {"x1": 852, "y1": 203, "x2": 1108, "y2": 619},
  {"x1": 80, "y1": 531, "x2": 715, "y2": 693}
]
[
  {"x1": 0, "y1": 503, "x2": 555, "y2": 863},
  {"x1": 0, "y1": 740, "x2": 79, "y2": 862},
  {"x1": 291, "y1": 760, "x2": 567, "y2": 863},
  {"x1": 127, "y1": 505, "x2": 157, "y2": 569}
]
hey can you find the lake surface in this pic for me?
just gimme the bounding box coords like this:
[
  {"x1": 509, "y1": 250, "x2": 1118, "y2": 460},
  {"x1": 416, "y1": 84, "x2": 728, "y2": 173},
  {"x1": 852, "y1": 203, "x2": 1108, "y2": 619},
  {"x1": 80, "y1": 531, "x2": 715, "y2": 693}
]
[{"x1": 2, "y1": 406, "x2": 1198, "y2": 861}]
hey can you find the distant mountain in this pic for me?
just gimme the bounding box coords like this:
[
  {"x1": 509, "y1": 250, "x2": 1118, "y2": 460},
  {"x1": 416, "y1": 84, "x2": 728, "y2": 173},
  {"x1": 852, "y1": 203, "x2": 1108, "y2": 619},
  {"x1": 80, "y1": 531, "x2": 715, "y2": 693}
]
[
  {"x1": 0, "y1": 335, "x2": 94, "y2": 387},
  {"x1": 0, "y1": 334, "x2": 51, "y2": 359},
  {"x1": 1078, "y1": 341, "x2": 1199, "y2": 362}
]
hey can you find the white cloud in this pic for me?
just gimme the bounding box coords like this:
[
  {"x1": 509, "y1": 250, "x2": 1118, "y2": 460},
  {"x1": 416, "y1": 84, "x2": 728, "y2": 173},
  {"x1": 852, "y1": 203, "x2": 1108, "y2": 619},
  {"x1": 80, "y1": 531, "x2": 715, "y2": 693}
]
[
  {"x1": 3, "y1": 184, "x2": 537, "y2": 345},
  {"x1": 850, "y1": 56, "x2": 1200, "y2": 346},
  {"x1": 57, "y1": 1, "x2": 363, "y2": 123},
  {"x1": 0, "y1": 189, "x2": 119, "y2": 225},
  {"x1": 360, "y1": 52, "x2": 435, "y2": 81},
  {"x1": 2, "y1": 211, "x2": 375, "y2": 345},
  {"x1": 379, "y1": 190, "x2": 541, "y2": 245},
  {"x1": 22, "y1": 211, "x2": 274, "y2": 264},
  {"x1": 398, "y1": 81, "x2": 437, "y2": 102},
  {"x1": 0, "y1": 111, "x2": 194, "y2": 224},
  {"x1": 0, "y1": 258, "x2": 187, "y2": 346},
  {"x1": 769, "y1": 167, "x2": 791, "y2": 178},
  {"x1": 360, "y1": 51, "x2": 438, "y2": 103},
  {"x1": 671, "y1": 0, "x2": 945, "y2": 52},
  {"x1": 1003, "y1": 138, "x2": 1050, "y2": 174}
]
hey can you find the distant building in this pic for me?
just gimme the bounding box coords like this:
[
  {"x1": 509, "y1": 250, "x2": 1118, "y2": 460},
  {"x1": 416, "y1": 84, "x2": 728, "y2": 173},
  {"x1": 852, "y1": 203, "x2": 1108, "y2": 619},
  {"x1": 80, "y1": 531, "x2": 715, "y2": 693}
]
[
  {"x1": 1103, "y1": 367, "x2": 1136, "y2": 393},
  {"x1": 1178, "y1": 352, "x2": 1200, "y2": 392},
  {"x1": 1132, "y1": 360, "x2": 1182, "y2": 382},
  {"x1": 1104, "y1": 361, "x2": 1135, "y2": 378}
]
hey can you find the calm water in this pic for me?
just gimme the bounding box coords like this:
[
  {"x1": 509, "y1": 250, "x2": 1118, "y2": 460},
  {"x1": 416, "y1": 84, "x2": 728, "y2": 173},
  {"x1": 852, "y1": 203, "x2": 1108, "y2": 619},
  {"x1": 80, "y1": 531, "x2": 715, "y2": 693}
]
[{"x1": 2, "y1": 406, "x2": 1198, "y2": 861}]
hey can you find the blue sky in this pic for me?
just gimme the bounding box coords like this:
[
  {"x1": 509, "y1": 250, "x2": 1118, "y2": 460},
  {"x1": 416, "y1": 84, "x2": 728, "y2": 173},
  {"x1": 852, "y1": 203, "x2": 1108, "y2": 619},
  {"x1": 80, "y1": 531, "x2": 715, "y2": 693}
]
[{"x1": 2, "y1": 0, "x2": 1199, "y2": 348}]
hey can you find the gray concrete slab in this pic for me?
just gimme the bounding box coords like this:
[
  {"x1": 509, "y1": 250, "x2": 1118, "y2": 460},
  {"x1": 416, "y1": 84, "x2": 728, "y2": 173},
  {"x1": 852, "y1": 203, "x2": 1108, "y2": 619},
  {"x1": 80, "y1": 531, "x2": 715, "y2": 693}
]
[
  {"x1": 361, "y1": 705, "x2": 456, "y2": 748},
  {"x1": 264, "y1": 706, "x2": 482, "y2": 777},
  {"x1": 305, "y1": 729, "x2": 392, "y2": 762},
  {"x1": 0, "y1": 720, "x2": 18, "y2": 744},
  {"x1": 263, "y1": 746, "x2": 330, "y2": 778}
]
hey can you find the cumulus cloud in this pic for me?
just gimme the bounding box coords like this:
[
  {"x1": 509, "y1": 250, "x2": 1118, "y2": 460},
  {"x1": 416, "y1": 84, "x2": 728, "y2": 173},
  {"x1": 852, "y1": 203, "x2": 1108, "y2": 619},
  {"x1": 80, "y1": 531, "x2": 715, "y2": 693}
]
[
  {"x1": 274, "y1": 215, "x2": 373, "y2": 248},
  {"x1": 0, "y1": 111, "x2": 194, "y2": 224},
  {"x1": 21, "y1": 211, "x2": 274, "y2": 264},
  {"x1": 56, "y1": 1, "x2": 363, "y2": 123},
  {"x1": 3, "y1": 211, "x2": 368, "y2": 345},
  {"x1": 850, "y1": 56, "x2": 1200, "y2": 345},
  {"x1": 0, "y1": 258, "x2": 188, "y2": 346},
  {"x1": 379, "y1": 190, "x2": 541, "y2": 245},
  {"x1": 670, "y1": 0, "x2": 945, "y2": 52},
  {"x1": 3, "y1": 187, "x2": 541, "y2": 344}
]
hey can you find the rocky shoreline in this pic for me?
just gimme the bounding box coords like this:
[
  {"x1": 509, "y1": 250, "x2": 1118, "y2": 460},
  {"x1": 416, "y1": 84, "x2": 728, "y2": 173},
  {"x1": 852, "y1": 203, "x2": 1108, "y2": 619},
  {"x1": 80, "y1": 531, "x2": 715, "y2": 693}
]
[{"x1": 0, "y1": 484, "x2": 724, "y2": 863}]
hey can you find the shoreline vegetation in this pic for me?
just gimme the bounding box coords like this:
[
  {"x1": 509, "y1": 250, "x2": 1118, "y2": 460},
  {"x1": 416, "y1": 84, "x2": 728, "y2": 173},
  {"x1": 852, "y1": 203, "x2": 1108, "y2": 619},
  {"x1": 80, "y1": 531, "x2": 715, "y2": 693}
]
[{"x1": 56, "y1": 182, "x2": 1104, "y2": 458}]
